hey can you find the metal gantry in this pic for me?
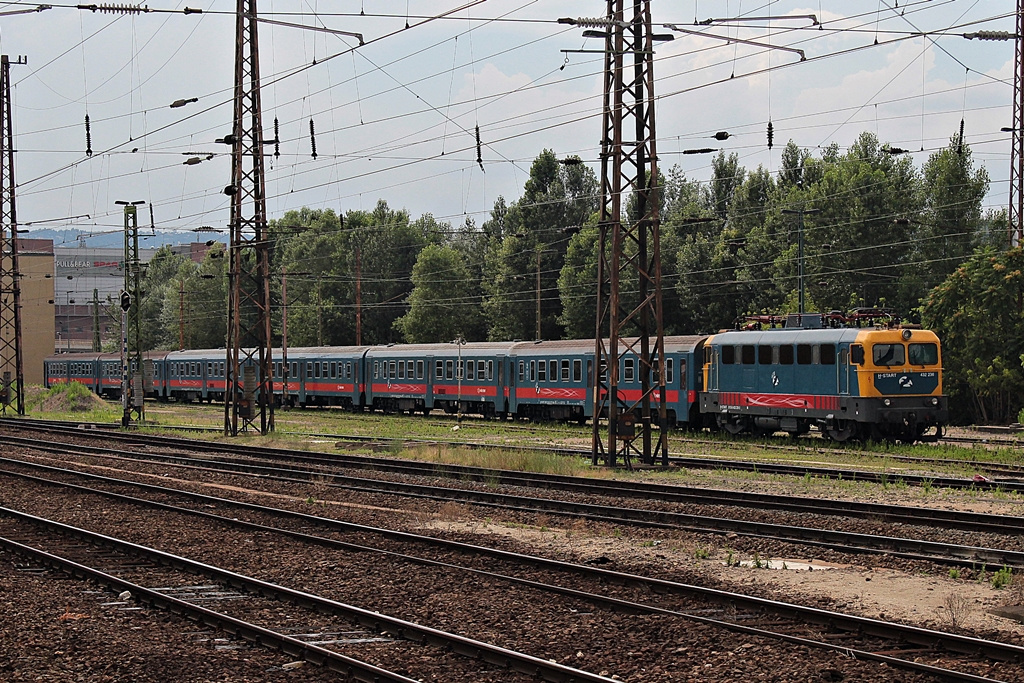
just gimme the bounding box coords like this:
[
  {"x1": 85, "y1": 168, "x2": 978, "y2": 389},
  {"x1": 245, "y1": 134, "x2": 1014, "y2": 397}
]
[
  {"x1": 584, "y1": 1, "x2": 669, "y2": 468},
  {"x1": 118, "y1": 201, "x2": 145, "y2": 427},
  {"x1": 224, "y1": 0, "x2": 274, "y2": 435},
  {"x1": 0, "y1": 54, "x2": 25, "y2": 416}
]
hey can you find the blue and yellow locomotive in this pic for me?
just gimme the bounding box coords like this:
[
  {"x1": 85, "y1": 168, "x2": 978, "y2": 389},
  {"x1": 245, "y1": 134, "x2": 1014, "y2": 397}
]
[{"x1": 701, "y1": 312, "x2": 946, "y2": 442}]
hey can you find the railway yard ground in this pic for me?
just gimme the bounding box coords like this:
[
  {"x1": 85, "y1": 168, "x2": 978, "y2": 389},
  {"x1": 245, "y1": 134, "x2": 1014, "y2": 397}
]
[{"x1": 2, "y1": 396, "x2": 1024, "y2": 681}]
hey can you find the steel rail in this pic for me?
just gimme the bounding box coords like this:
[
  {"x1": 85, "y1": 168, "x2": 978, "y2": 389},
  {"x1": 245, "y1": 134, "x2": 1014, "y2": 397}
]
[
  {"x1": 4, "y1": 437, "x2": 1023, "y2": 570},
  {"x1": 4, "y1": 421, "x2": 1023, "y2": 538},
  {"x1": 7, "y1": 416, "x2": 1024, "y2": 494},
  {"x1": 0, "y1": 465, "x2": 1019, "y2": 682},
  {"x1": 0, "y1": 505, "x2": 615, "y2": 683},
  {"x1": 0, "y1": 538, "x2": 420, "y2": 682}
]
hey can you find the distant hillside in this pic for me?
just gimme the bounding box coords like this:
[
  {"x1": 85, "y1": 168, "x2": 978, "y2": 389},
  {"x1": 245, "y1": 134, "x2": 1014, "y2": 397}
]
[{"x1": 24, "y1": 229, "x2": 214, "y2": 250}]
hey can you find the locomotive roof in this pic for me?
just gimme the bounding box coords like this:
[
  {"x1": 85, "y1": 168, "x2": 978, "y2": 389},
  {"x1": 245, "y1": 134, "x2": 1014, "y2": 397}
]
[{"x1": 710, "y1": 327, "x2": 871, "y2": 344}]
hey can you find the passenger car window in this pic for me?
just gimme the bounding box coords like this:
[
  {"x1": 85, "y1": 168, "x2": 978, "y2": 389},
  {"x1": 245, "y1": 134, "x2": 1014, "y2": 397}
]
[{"x1": 872, "y1": 343, "x2": 905, "y2": 367}]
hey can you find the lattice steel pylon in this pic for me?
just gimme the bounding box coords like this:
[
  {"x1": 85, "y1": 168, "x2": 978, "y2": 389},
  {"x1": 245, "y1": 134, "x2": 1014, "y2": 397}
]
[
  {"x1": 0, "y1": 54, "x2": 26, "y2": 416},
  {"x1": 585, "y1": 1, "x2": 669, "y2": 468},
  {"x1": 224, "y1": 0, "x2": 274, "y2": 435},
  {"x1": 1011, "y1": 1, "x2": 1024, "y2": 248}
]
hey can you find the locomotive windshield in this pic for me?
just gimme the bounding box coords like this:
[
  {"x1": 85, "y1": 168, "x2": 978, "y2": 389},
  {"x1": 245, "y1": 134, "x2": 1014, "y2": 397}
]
[
  {"x1": 908, "y1": 342, "x2": 938, "y2": 366},
  {"x1": 872, "y1": 343, "x2": 905, "y2": 367}
]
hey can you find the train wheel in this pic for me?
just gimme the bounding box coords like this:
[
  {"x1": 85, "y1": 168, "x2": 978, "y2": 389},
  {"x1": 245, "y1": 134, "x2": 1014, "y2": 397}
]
[
  {"x1": 717, "y1": 415, "x2": 746, "y2": 435},
  {"x1": 825, "y1": 420, "x2": 856, "y2": 443}
]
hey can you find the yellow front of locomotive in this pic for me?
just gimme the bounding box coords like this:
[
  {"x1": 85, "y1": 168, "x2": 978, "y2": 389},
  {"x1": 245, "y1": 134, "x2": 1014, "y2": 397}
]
[{"x1": 851, "y1": 327, "x2": 947, "y2": 441}]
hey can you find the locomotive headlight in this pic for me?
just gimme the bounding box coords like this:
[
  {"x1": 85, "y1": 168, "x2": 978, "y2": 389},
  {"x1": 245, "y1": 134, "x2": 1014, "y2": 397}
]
[
  {"x1": 931, "y1": 397, "x2": 938, "y2": 406},
  {"x1": 883, "y1": 398, "x2": 891, "y2": 406},
  {"x1": 901, "y1": 329, "x2": 912, "y2": 340}
]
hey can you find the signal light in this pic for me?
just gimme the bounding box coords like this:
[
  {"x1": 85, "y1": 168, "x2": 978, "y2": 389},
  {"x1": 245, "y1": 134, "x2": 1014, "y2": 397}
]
[{"x1": 119, "y1": 290, "x2": 131, "y2": 312}]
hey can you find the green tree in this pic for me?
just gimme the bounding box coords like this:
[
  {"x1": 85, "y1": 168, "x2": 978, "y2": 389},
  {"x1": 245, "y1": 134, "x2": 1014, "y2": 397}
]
[
  {"x1": 557, "y1": 222, "x2": 600, "y2": 339},
  {"x1": 482, "y1": 151, "x2": 598, "y2": 340},
  {"x1": 394, "y1": 244, "x2": 483, "y2": 342},
  {"x1": 903, "y1": 134, "x2": 990, "y2": 299},
  {"x1": 801, "y1": 132, "x2": 921, "y2": 313},
  {"x1": 138, "y1": 245, "x2": 191, "y2": 350},
  {"x1": 921, "y1": 247, "x2": 1024, "y2": 424}
]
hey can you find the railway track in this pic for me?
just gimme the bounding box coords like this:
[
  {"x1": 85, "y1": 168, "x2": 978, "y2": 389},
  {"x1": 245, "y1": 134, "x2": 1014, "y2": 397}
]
[
  {"x1": 0, "y1": 505, "x2": 614, "y2": 683},
  {"x1": 5, "y1": 416, "x2": 1024, "y2": 492},
  {"x1": 2, "y1": 462, "x2": 1022, "y2": 682},
  {"x1": 5, "y1": 425, "x2": 1024, "y2": 572}
]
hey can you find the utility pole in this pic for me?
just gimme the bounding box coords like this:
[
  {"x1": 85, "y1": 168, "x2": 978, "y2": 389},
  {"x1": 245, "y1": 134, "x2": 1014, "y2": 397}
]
[
  {"x1": 1012, "y1": 1, "x2": 1024, "y2": 247},
  {"x1": 781, "y1": 208, "x2": 821, "y2": 313},
  {"x1": 535, "y1": 247, "x2": 542, "y2": 340},
  {"x1": 224, "y1": 0, "x2": 274, "y2": 436},
  {"x1": 178, "y1": 279, "x2": 186, "y2": 350},
  {"x1": 355, "y1": 245, "x2": 362, "y2": 346},
  {"x1": 117, "y1": 200, "x2": 145, "y2": 427},
  {"x1": 0, "y1": 54, "x2": 25, "y2": 416},
  {"x1": 281, "y1": 268, "x2": 290, "y2": 406},
  {"x1": 91, "y1": 288, "x2": 100, "y2": 351},
  {"x1": 563, "y1": 4, "x2": 670, "y2": 468}
]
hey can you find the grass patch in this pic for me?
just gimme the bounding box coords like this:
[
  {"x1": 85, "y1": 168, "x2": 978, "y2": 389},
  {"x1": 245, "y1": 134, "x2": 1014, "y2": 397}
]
[{"x1": 24, "y1": 383, "x2": 120, "y2": 422}]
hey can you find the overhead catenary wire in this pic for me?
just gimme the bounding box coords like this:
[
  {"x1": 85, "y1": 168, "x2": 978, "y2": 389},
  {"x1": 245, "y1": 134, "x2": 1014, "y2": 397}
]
[{"x1": 8, "y1": 1, "x2": 1011, "y2": 240}]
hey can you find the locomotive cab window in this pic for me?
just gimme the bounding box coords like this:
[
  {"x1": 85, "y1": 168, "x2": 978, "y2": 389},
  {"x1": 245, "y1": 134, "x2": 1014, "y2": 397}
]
[
  {"x1": 779, "y1": 345, "x2": 794, "y2": 365},
  {"x1": 908, "y1": 343, "x2": 938, "y2": 366},
  {"x1": 872, "y1": 343, "x2": 905, "y2": 367},
  {"x1": 758, "y1": 345, "x2": 772, "y2": 365}
]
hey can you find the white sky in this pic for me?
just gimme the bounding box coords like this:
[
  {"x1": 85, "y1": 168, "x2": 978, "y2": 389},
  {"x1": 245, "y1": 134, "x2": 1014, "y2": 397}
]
[{"x1": 2, "y1": 0, "x2": 1016, "y2": 244}]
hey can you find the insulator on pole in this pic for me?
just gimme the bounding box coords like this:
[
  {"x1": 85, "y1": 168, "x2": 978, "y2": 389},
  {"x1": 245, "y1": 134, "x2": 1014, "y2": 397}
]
[
  {"x1": 963, "y1": 31, "x2": 1015, "y2": 41},
  {"x1": 274, "y1": 117, "x2": 280, "y2": 158},
  {"x1": 309, "y1": 119, "x2": 317, "y2": 159},
  {"x1": 958, "y1": 118, "x2": 965, "y2": 155},
  {"x1": 85, "y1": 114, "x2": 92, "y2": 157},
  {"x1": 767, "y1": 121, "x2": 774, "y2": 149},
  {"x1": 712, "y1": 131, "x2": 730, "y2": 141},
  {"x1": 475, "y1": 124, "x2": 484, "y2": 172}
]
